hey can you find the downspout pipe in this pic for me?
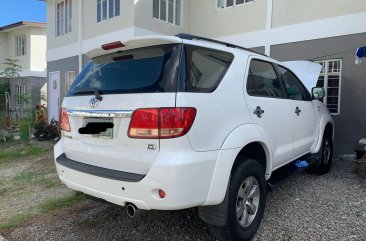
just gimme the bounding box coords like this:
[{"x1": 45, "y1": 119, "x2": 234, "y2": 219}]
[
  {"x1": 78, "y1": 0, "x2": 83, "y2": 73},
  {"x1": 265, "y1": 0, "x2": 273, "y2": 56}
]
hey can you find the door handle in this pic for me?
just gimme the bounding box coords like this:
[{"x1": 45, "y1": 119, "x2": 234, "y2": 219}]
[
  {"x1": 295, "y1": 107, "x2": 301, "y2": 116},
  {"x1": 253, "y1": 106, "x2": 264, "y2": 118}
]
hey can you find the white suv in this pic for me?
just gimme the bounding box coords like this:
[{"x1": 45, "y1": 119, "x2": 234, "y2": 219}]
[{"x1": 54, "y1": 34, "x2": 333, "y2": 241}]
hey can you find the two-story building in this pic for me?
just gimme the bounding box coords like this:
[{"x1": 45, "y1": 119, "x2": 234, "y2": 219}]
[
  {"x1": 44, "y1": 0, "x2": 366, "y2": 155},
  {"x1": 0, "y1": 21, "x2": 47, "y2": 117}
]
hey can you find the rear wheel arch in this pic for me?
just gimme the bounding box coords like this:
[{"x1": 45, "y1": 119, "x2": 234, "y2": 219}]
[
  {"x1": 205, "y1": 157, "x2": 267, "y2": 240},
  {"x1": 198, "y1": 142, "x2": 270, "y2": 228},
  {"x1": 233, "y1": 142, "x2": 270, "y2": 176}
]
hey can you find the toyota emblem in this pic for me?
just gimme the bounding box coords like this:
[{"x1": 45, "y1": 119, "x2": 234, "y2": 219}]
[{"x1": 89, "y1": 97, "x2": 100, "y2": 108}]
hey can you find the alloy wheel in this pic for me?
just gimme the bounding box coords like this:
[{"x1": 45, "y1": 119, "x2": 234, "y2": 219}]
[{"x1": 236, "y1": 176, "x2": 260, "y2": 228}]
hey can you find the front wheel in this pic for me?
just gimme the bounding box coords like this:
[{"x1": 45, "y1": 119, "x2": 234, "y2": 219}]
[{"x1": 209, "y1": 158, "x2": 267, "y2": 241}]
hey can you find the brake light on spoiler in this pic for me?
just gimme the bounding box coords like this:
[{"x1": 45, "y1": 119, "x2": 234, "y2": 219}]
[
  {"x1": 128, "y1": 108, "x2": 197, "y2": 139},
  {"x1": 101, "y1": 41, "x2": 125, "y2": 50}
]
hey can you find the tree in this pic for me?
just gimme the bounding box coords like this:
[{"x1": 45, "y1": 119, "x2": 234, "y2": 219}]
[
  {"x1": 0, "y1": 59, "x2": 23, "y2": 124},
  {"x1": 0, "y1": 59, "x2": 22, "y2": 79}
]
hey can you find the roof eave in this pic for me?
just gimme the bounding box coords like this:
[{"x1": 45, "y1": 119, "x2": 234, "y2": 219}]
[{"x1": 0, "y1": 21, "x2": 46, "y2": 32}]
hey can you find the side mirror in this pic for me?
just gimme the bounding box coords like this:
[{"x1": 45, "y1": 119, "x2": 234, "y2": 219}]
[{"x1": 312, "y1": 87, "x2": 325, "y2": 101}]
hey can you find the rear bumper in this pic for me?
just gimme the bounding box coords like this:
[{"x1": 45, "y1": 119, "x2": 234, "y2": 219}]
[
  {"x1": 56, "y1": 154, "x2": 145, "y2": 182},
  {"x1": 54, "y1": 141, "x2": 218, "y2": 210}
]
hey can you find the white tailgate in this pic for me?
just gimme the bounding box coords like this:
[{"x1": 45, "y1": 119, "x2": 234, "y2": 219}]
[{"x1": 61, "y1": 93, "x2": 175, "y2": 175}]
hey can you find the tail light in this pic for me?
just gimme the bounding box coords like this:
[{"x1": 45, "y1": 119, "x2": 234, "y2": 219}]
[
  {"x1": 128, "y1": 108, "x2": 196, "y2": 139},
  {"x1": 60, "y1": 108, "x2": 71, "y2": 132}
]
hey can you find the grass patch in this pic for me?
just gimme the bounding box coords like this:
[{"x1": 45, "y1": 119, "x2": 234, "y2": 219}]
[
  {"x1": 13, "y1": 170, "x2": 43, "y2": 183},
  {"x1": 41, "y1": 179, "x2": 57, "y2": 189},
  {"x1": 40, "y1": 192, "x2": 86, "y2": 212},
  {"x1": 11, "y1": 170, "x2": 57, "y2": 189},
  {"x1": 0, "y1": 210, "x2": 35, "y2": 230},
  {"x1": 0, "y1": 192, "x2": 86, "y2": 230},
  {"x1": 0, "y1": 140, "x2": 25, "y2": 149},
  {"x1": 0, "y1": 187, "x2": 7, "y2": 196},
  {"x1": 0, "y1": 145, "x2": 52, "y2": 163}
]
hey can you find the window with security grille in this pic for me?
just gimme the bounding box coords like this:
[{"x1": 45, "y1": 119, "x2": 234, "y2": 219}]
[
  {"x1": 56, "y1": 0, "x2": 72, "y2": 36},
  {"x1": 15, "y1": 35, "x2": 26, "y2": 56},
  {"x1": 315, "y1": 59, "x2": 342, "y2": 115},
  {"x1": 16, "y1": 85, "x2": 26, "y2": 105},
  {"x1": 217, "y1": 0, "x2": 254, "y2": 9},
  {"x1": 153, "y1": 0, "x2": 182, "y2": 26}
]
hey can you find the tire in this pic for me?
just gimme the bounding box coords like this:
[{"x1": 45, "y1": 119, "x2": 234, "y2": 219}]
[
  {"x1": 311, "y1": 129, "x2": 333, "y2": 175},
  {"x1": 209, "y1": 158, "x2": 267, "y2": 241}
]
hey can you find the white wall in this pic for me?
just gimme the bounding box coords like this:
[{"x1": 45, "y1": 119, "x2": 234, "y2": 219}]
[
  {"x1": 30, "y1": 28, "x2": 47, "y2": 72},
  {"x1": 0, "y1": 26, "x2": 47, "y2": 77},
  {"x1": 45, "y1": 0, "x2": 366, "y2": 62},
  {"x1": 4, "y1": 27, "x2": 31, "y2": 71},
  {"x1": 134, "y1": 0, "x2": 191, "y2": 36},
  {"x1": 0, "y1": 33, "x2": 8, "y2": 66},
  {"x1": 190, "y1": 0, "x2": 267, "y2": 37},
  {"x1": 83, "y1": 0, "x2": 134, "y2": 40},
  {"x1": 273, "y1": 0, "x2": 366, "y2": 27},
  {"x1": 46, "y1": 0, "x2": 79, "y2": 49}
]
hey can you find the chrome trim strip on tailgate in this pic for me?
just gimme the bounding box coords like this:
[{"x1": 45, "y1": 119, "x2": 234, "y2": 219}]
[
  {"x1": 67, "y1": 110, "x2": 133, "y2": 118},
  {"x1": 56, "y1": 154, "x2": 145, "y2": 182}
]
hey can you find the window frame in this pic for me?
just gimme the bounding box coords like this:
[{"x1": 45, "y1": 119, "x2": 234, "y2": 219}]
[
  {"x1": 314, "y1": 59, "x2": 342, "y2": 115},
  {"x1": 96, "y1": 0, "x2": 120, "y2": 23},
  {"x1": 15, "y1": 35, "x2": 26, "y2": 57},
  {"x1": 56, "y1": 0, "x2": 72, "y2": 37},
  {"x1": 276, "y1": 64, "x2": 312, "y2": 102},
  {"x1": 246, "y1": 58, "x2": 287, "y2": 99},
  {"x1": 216, "y1": 0, "x2": 254, "y2": 10},
  {"x1": 153, "y1": 0, "x2": 183, "y2": 27}
]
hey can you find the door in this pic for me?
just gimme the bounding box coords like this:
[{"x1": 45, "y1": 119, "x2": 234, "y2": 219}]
[
  {"x1": 49, "y1": 71, "x2": 60, "y2": 121},
  {"x1": 277, "y1": 65, "x2": 319, "y2": 157},
  {"x1": 244, "y1": 58, "x2": 294, "y2": 169}
]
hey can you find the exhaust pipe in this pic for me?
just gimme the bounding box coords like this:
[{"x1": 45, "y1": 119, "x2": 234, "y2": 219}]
[{"x1": 126, "y1": 203, "x2": 143, "y2": 218}]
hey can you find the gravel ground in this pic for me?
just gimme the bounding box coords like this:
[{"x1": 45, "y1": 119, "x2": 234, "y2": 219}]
[{"x1": 3, "y1": 156, "x2": 366, "y2": 241}]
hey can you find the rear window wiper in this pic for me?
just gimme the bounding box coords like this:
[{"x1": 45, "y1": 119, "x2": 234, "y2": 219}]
[{"x1": 73, "y1": 88, "x2": 103, "y2": 101}]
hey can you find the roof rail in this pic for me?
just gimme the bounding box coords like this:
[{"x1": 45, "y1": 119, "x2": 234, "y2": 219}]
[{"x1": 176, "y1": 33, "x2": 267, "y2": 57}]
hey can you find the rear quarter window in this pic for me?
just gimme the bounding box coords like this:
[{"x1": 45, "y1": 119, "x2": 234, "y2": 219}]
[{"x1": 181, "y1": 45, "x2": 234, "y2": 93}]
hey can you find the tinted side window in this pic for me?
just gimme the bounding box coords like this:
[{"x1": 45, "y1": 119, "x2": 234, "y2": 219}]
[
  {"x1": 278, "y1": 66, "x2": 311, "y2": 101},
  {"x1": 182, "y1": 45, "x2": 234, "y2": 93},
  {"x1": 246, "y1": 60, "x2": 285, "y2": 98}
]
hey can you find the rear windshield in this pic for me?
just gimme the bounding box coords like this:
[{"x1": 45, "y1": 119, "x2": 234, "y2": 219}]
[
  {"x1": 67, "y1": 44, "x2": 234, "y2": 96},
  {"x1": 67, "y1": 44, "x2": 181, "y2": 96}
]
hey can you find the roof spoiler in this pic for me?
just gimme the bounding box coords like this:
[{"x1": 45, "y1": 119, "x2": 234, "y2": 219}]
[{"x1": 85, "y1": 35, "x2": 183, "y2": 59}]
